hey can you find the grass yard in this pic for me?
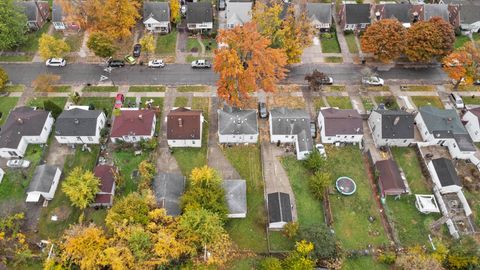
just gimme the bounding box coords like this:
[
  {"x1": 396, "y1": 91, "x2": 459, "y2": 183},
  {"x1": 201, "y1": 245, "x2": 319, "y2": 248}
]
[
  {"x1": 225, "y1": 257, "x2": 261, "y2": 270},
  {"x1": 326, "y1": 96, "x2": 353, "y2": 109},
  {"x1": 0, "y1": 23, "x2": 51, "y2": 62},
  {"x1": 391, "y1": 148, "x2": 430, "y2": 194},
  {"x1": 325, "y1": 85, "x2": 346, "y2": 92},
  {"x1": 462, "y1": 96, "x2": 480, "y2": 105},
  {"x1": 223, "y1": 145, "x2": 268, "y2": 252},
  {"x1": 82, "y1": 86, "x2": 118, "y2": 92},
  {"x1": 3, "y1": 85, "x2": 25, "y2": 92},
  {"x1": 174, "y1": 96, "x2": 188, "y2": 107},
  {"x1": 327, "y1": 146, "x2": 388, "y2": 250},
  {"x1": 0, "y1": 97, "x2": 19, "y2": 125},
  {"x1": 455, "y1": 35, "x2": 471, "y2": 49},
  {"x1": 129, "y1": 86, "x2": 166, "y2": 92},
  {"x1": 27, "y1": 97, "x2": 67, "y2": 109},
  {"x1": 455, "y1": 85, "x2": 480, "y2": 91},
  {"x1": 52, "y1": 85, "x2": 71, "y2": 92},
  {"x1": 366, "y1": 85, "x2": 390, "y2": 92},
  {"x1": 374, "y1": 96, "x2": 399, "y2": 110},
  {"x1": 269, "y1": 230, "x2": 294, "y2": 251},
  {"x1": 186, "y1": 38, "x2": 201, "y2": 52},
  {"x1": 401, "y1": 85, "x2": 435, "y2": 92},
  {"x1": 344, "y1": 33, "x2": 359, "y2": 53},
  {"x1": 79, "y1": 97, "x2": 114, "y2": 117},
  {"x1": 177, "y1": 85, "x2": 209, "y2": 92},
  {"x1": 320, "y1": 33, "x2": 341, "y2": 53},
  {"x1": 342, "y1": 256, "x2": 388, "y2": 270},
  {"x1": 361, "y1": 96, "x2": 375, "y2": 111},
  {"x1": 112, "y1": 150, "x2": 150, "y2": 195},
  {"x1": 464, "y1": 190, "x2": 480, "y2": 226},
  {"x1": 411, "y1": 96, "x2": 444, "y2": 109},
  {"x1": 65, "y1": 33, "x2": 84, "y2": 52},
  {"x1": 313, "y1": 97, "x2": 325, "y2": 111},
  {"x1": 201, "y1": 37, "x2": 217, "y2": 52},
  {"x1": 155, "y1": 30, "x2": 177, "y2": 55},
  {"x1": 324, "y1": 56, "x2": 343, "y2": 63}
]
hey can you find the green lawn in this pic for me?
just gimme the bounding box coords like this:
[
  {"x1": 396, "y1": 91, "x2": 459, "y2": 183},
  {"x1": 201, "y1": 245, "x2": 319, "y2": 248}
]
[
  {"x1": 344, "y1": 33, "x2": 359, "y2": 53},
  {"x1": 320, "y1": 33, "x2": 341, "y2": 53},
  {"x1": 129, "y1": 86, "x2": 166, "y2": 92},
  {"x1": 0, "y1": 23, "x2": 51, "y2": 62},
  {"x1": 342, "y1": 256, "x2": 388, "y2": 270},
  {"x1": 455, "y1": 35, "x2": 471, "y2": 49},
  {"x1": 326, "y1": 96, "x2": 353, "y2": 109},
  {"x1": 112, "y1": 150, "x2": 150, "y2": 195},
  {"x1": 374, "y1": 96, "x2": 399, "y2": 110},
  {"x1": 366, "y1": 85, "x2": 390, "y2": 92},
  {"x1": 223, "y1": 145, "x2": 268, "y2": 252},
  {"x1": 362, "y1": 96, "x2": 375, "y2": 111},
  {"x1": 269, "y1": 230, "x2": 295, "y2": 251},
  {"x1": 411, "y1": 96, "x2": 444, "y2": 109},
  {"x1": 401, "y1": 85, "x2": 435, "y2": 92},
  {"x1": 462, "y1": 96, "x2": 480, "y2": 105},
  {"x1": 313, "y1": 97, "x2": 325, "y2": 111},
  {"x1": 325, "y1": 85, "x2": 346, "y2": 92},
  {"x1": 464, "y1": 190, "x2": 480, "y2": 226},
  {"x1": 52, "y1": 85, "x2": 71, "y2": 92},
  {"x1": 177, "y1": 85, "x2": 209, "y2": 92},
  {"x1": 0, "y1": 97, "x2": 19, "y2": 125},
  {"x1": 155, "y1": 30, "x2": 177, "y2": 55},
  {"x1": 225, "y1": 257, "x2": 261, "y2": 270},
  {"x1": 82, "y1": 86, "x2": 118, "y2": 92},
  {"x1": 324, "y1": 56, "x2": 343, "y2": 63},
  {"x1": 174, "y1": 96, "x2": 188, "y2": 107},
  {"x1": 186, "y1": 38, "x2": 201, "y2": 52},
  {"x1": 3, "y1": 85, "x2": 25, "y2": 92},
  {"x1": 79, "y1": 97, "x2": 114, "y2": 117},
  {"x1": 65, "y1": 33, "x2": 84, "y2": 52},
  {"x1": 27, "y1": 97, "x2": 67, "y2": 109},
  {"x1": 391, "y1": 148, "x2": 430, "y2": 194},
  {"x1": 200, "y1": 37, "x2": 217, "y2": 52}
]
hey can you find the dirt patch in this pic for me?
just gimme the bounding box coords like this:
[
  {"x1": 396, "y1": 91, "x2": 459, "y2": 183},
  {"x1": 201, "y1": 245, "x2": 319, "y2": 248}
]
[
  {"x1": 51, "y1": 206, "x2": 72, "y2": 221},
  {"x1": 277, "y1": 85, "x2": 301, "y2": 93},
  {"x1": 455, "y1": 160, "x2": 480, "y2": 192},
  {"x1": 267, "y1": 96, "x2": 305, "y2": 108}
]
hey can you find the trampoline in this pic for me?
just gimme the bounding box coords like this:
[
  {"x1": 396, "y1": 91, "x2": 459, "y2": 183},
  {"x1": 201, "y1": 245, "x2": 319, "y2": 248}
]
[{"x1": 336, "y1": 177, "x2": 357, "y2": 195}]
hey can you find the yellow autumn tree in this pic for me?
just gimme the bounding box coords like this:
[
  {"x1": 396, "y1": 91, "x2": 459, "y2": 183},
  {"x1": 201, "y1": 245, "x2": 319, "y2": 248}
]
[
  {"x1": 38, "y1": 34, "x2": 70, "y2": 60},
  {"x1": 100, "y1": 0, "x2": 141, "y2": 40},
  {"x1": 139, "y1": 32, "x2": 155, "y2": 60},
  {"x1": 62, "y1": 167, "x2": 100, "y2": 209},
  {"x1": 279, "y1": 5, "x2": 313, "y2": 63},
  {"x1": 252, "y1": 1, "x2": 284, "y2": 47},
  {"x1": 170, "y1": 0, "x2": 181, "y2": 24}
]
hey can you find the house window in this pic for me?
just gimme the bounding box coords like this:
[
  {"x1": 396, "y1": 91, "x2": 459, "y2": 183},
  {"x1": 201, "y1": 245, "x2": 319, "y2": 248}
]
[
  {"x1": 403, "y1": 140, "x2": 407, "y2": 143},
  {"x1": 351, "y1": 136, "x2": 354, "y2": 138},
  {"x1": 285, "y1": 136, "x2": 289, "y2": 138},
  {"x1": 233, "y1": 136, "x2": 235, "y2": 138},
  {"x1": 291, "y1": 136, "x2": 294, "y2": 139},
  {"x1": 250, "y1": 136, "x2": 253, "y2": 139},
  {"x1": 8, "y1": 151, "x2": 17, "y2": 157},
  {"x1": 192, "y1": 141, "x2": 195, "y2": 144}
]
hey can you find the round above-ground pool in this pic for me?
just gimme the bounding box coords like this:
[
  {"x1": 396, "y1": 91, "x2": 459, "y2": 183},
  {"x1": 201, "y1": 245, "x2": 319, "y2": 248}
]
[{"x1": 336, "y1": 177, "x2": 357, "y2": 195}]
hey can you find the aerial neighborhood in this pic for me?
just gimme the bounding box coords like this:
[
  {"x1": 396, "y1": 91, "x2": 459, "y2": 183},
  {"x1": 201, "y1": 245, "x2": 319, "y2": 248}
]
[{"x1": 2, "y1": 0, "x2": 480, "y2": 268}]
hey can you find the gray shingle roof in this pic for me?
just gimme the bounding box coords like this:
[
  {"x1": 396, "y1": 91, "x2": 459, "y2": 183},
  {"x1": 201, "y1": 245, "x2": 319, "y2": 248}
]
[
  {"x1": 27, "y1": 165, "x2": 60, "y2": 193},
  {"x1": 460, "y1": 5, "x2": 480, "y2": 24},
  {"x1": 424, "y1": 4, "x2": 449, "y2": 21},
  {"x1": 306, "y1": 3, "x2": 332, "y2": 24},
  {"x1": 55, "y1": 108, "x2": 103, "y2": 137},
  {"x1": 268, "y1": 192, "x2": 293, "y2": 224},
  {"x1": 0, "y1": 107, "x2": 50, "y2": 149},
  {"x1": 431, "y1": 158, "x2": 461, "y2": 187},
  {"x1": 186, "y1": 2, "x2": 213, "y2": 24},
  {"x1": 223, "y1": 180, "x2": 247, "y2": 216},
  {"x1": 270, "y1": 108, "x2": 313, "y2": 152},
  {"x1": 143, "y1": 2, "x2": 170, "y2": 22},
  {"x1": 218, "y1": 107, "x2": 258, "y2": 135},
  {"x1": 345, "y1": 4, "x2": 371, "y2": 24},
  {"x1": 320, "y1": 108, "x2": 363, "y2": 136},
  {"x1": 382, "y1": 4, "x2": 413, "y2": 23},
  {"x1": 15, "y1": 1, "x2": 38, "y2": 21},
  {"x1": 52, "y1": 0, "x2": 63, "y2": 22},
  {"x1": 153, "y1": 173, "x2": 185, "y2": 216},
  {"x1": 226, "y1": 2, "x2": 253, "y2": 26},
  {"x1": 376, "y1": 110, "x2": 415, "y2": 139}
]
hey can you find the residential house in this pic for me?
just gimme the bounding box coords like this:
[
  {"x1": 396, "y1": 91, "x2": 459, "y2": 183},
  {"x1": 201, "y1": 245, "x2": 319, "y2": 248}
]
[
  {"x1": 223, "y1": 180, "x2": 247, "y2": 218},
  {"x1": 52, "y1": 0, "x2": 81, "y2": 31},
  {"x1": 153, "y1": 173, "x2": 185, "y2": 216},
  {"x1": 268, "y1": 192, "x2": 293, "y2": 229},
  {"x1": 226, "y1": 1, "x2": 253, "y2": 29},
  {"x1": 26, "y1": 165, "x2": 61, "y2": 202},
  {"x1": 167, "y1": 107, "x2": 203, "y2": 148},
  {"x1": 462, "y1": 108, "x2": 480, "y2": 142},
  {"x1": 368, "y1": 110, "x2": 415, "y2": 147},
  {"x1": 55, "y1": 108, "x2": 107, "y2": 145},
  {"x1": 427, "y1": 158, "x2": 462, "y2": 194},
  {"x1": 338, "y1": 3, "x2": 371, "y2": 31},
  {"x1": 317, "y1": 108, "x2": 363, "y2": 145},
  {"x1": 375, "y1": 159, "x2": 408, "y2": 197},
  {"x1": 15, "y1": 1, "x2": 50, "y2": 31},
  {"x1": 91, "y1": 165, "x2": 116, "y2": 207},
  {"x1": 423, "y1": 4, "x2": 450, "y2": 22},
  {"x1": 186, "y1": 2, "x2": 213, "y2": 31},
  {"x1": 415, "y1": 106, "x2": 476, "y2": 160},
  {"x1": 110, "y1": 109, "x2": 157, "y2": 143},
  {"x1": 269, "y1": 108, "x2": 313, "y2": 160},
  {"x1": 143, "y1": 2, "x2": 171, "y2": 34},
  {"x1": 459, "y1": 5, "x2": 480, "y2": 32},
  {"x1": 305, "y1": 3, "x2": 332, "y2": 31},
  {"x1": 373, "y1": 4, "x2": 422, "y2": 28},
  {"x1": 218, "y1": 106, "x2": 258, "y2": 144},
  {"x1": 0, "y1": 107, "x2": 54, "y2": 159}
]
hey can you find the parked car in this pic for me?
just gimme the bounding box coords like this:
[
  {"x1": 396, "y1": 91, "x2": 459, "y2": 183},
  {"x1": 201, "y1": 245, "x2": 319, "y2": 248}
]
[
  {"x1": 45, "y1": 58, "x2": 66, "y2": 67},
  {"x1": 258, "y1": 102, "x2": 268, "y2": 118},
  {"x1": 181, "y1": 5, "x2": 187, "y2": 16},
  {"x1": 124, "y1": 55, "x2": 136, "y2": 65},
  {"x1": 449, "y1": 93, "x2": 465, "y2": 109},
  {"x1": 320, "y1": 76, "x2": 334, "y2": 85},
  {"x1": 362, "y1": 76, "x2": 384, "y2": 86},
  {"x1": 475, "y1": 79, "x2": 480, "y2": 85},
  {"x1": 133, "y1": 44, "x2": 141, "y2": 57},
  {"x1": 108, "y1": 59, "x2": 125, "y2": 67},
  {"x1": 315, "y1": 144, "x2": 327, "y2": 158},
  {"x1": 218, "y1": 0, "x2": 226, "y2": 10},
  {"x1": 115, "y1": 93, "x2": 125, "y2": 109},
  {"x1": 148, "y1": 59, "x2": 165, "y2": 68},
  {"x1": 6, "y1": 159, "x2": 31, "y2": 168},
  {"x1": 310, "y1": 122, "x2": 317, "y2": 138},
  {"x1": 191, "y1": 59, "x2": 211, "y2": 68}
]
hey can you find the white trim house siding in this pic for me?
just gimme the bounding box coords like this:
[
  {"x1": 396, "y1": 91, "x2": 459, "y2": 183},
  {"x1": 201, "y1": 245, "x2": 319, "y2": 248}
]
[
  {"x1": 463, "y1": 111, "x2": 480, "y2": 142},
  {"x1": 55, "y1": 112, "x2": 107, "y2": 144}
]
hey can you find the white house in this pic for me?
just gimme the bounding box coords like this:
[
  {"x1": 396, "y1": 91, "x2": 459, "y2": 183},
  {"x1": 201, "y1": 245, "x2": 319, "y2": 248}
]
[
  {"x1": 427, "y1": 158, "x2": 462, "y2": 194},
  {"x1": 167, "y1": 107, "x2": 203, "y2": 148},
  {"x1": 269, "y1": 108, "x2": 313, "y2": 160},
  {"x1": 318, "y1": 107, "x2": 363, "y2": 144},
  {"x1": 218, "y1": 106, "x2": 258, "y2": 144},
  {"x1": 26, "y1": 165, "x2": 61, "y2": 202},
  {"x1": 415, "y1": 106, "x2": 476, "y2": 160},
  {"x1": 462, "y1": 107, "x2": 480, "y2": 142},
  {"x1": 186, "y1": 2, "x2": 213, "y2": 31},
  {"x1": 338, "y1": 3, "x2": 371, "y2": 31},
  {"x1": 226, "y1": 1, "x2": 253, "y2": 29},
  {"x1": 306, "y1": 3, "x2": 332, "y2": 31},
  {"x1": 267, "y1": 192, "x2": 293, "y2": 230},
  {"x1": 143, "y1": 2, "x2": 171, "y2": 34},
  {"x1": 55, "y1": 108, "x2": 106, "y2": 144},
  {"x1": 110, "y1": 109, "x2": 156, "y2": 143},
  {"x1": 0, "y1": 107, "x2": 54, "y2": 159},
  {"x1": 368, "y1": 110, "x2": 416, "y2": 147},
  {"x1": 91, "y1": 165, "x2": 116, "y2": 207},
  {"x1": 223, "y1": 180, "x2": 247, "y2": 218}
]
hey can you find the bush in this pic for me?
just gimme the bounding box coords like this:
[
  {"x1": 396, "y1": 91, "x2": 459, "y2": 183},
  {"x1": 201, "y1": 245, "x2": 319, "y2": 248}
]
[
  {"x1": 344, "y1": 30, "x2": 354, "y2": 35},
  {"x1": 283, "y1": 222, "x2": 299, "y2": 239},
  {"x1": 309, "y1": 171, "x2": 332, "y2": 200},
  {"x1": 140, "y1": 138, "x2": 158, "y2": 151},
  {"x1": 258, "y1": 257, "x2": 282, "y2": 270},
  {"x1": 0, "y1": 67, "x2": 8, "y2": 91},
  {"x1": 297, "y1": 226, "x2": 343, "y2": 261},
  {"x1": 377, "y1": 251, "x2": 396, "y2": 265},
  {"x1": 321, "y1": 33, "x2": 333, "y2": 39},
  {"x1": 43, "y1": 100, "x2": 63, "y2": 119},
  {"x1": 303, "y1": 150, "x2": 328, "y2": 173}
]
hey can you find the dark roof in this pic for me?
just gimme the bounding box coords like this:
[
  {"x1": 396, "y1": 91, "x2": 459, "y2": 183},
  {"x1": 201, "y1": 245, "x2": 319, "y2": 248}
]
[
  {"x1": 431, "y1": 158, "x2": 461, "y2": 187},
  {"x1": 15, "y1": 1, "x2": 39, "y2": 21},
  {"x1": 52, "y1": 0, "x2": 63, "y2": 22},
  {"x1": 94, "y1": 194, "x2": 112, "y2": 204},
  {"x1": 376, "y1": 110, "x2": 415, "y2": 139},
  {"x1": 267, "y1": 192, "x2": 293, "y2": 224},
  {"x1": 218, "y1": 107, "x2": 258, "y2": 135},
  {"x1": 223, "y1": 180, "x2": 247, "y2": 216},
  {"x1": 459, "y1": 5, "x2": 480, "y2": 24},
  {"x1": 270, "y1": 108, "x2": 313, "y2": 153},
  {"x1": 320, "y1": 108, "x2": 363, "y2": 136},
  {"x1": 468, "y1": 107, "x2": 480, "y2": 118},
  {"x1": 143, "y1": 2, "x2": 170, "y2": 22},
  {"x1": 424, "y1": 4, "x2": 449, "y2": 21},
  {"x1": 167, "y1": 107, "x2": 202, "y2": 140},
  {"x1": 380, "y1": 4, "x2": 414, "y2": 23},
  {"x1": 27, "y1": 165, "x2": 59, "y2": 193},
  {"x1": 376, "y1": 159, "x2": 407, "y2": 195},
  {"x1": 110, "y1": 109, "x2": 156, "y2": 137},
  {"x1": 186, "y1": 2, "x2": 213, "y2": 24},
  {"x1": 0, "y1": 107, "x2": 50, "y2": 149},
  {"x1": 345, "y1": 4, "x2": 371, "y2": 24},
  {"x1": 306, "y1": 3, "x2": 332, "y2": 24},
  {"x1": 153, "y1": 173, "x2": 185, "y2": 216},
  {"x1": 94, "y1": 165, "x2": 116, "y2": 193},
  {"x1": 55, "y1": 108, "x2": 103, "y2": 137}
]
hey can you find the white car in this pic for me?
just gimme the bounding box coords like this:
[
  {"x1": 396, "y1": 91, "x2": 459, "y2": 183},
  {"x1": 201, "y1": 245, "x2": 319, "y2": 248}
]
[
  {"x1": 315, "y1": 144, "x2": 327, "y2": 158},
  {"x1": 46, "y1": 58, "x2": 66, "y2": 67},
  {"x1": 362, "y1": 76, "x2": 384, "y2": 86},
  {"x1": 191, "y1": 59, "x2": 211, "y2": 68},
  {"x1": 148, "y1": 59, "x2": 165, "y2": 68},
  {"x1": 7, "y1": 159, "x2": 31, "y2": 168}
]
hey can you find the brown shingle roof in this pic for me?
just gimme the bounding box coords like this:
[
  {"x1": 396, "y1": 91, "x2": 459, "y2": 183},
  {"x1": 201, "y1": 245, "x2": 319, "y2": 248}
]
[
  {"x1": 110, "y1": 110, "x2": 156, "y2": 137},
  {"x1": 376, "y1": 159, "x2": 407, "y2": 196},
  {"x1": 167, "y1": 107, "x2": 202, "y2": 140},
  {"x1": 94, "y1": 165, "x2": 116, "y2": 193},
  {"x1": 94, "y1": 194, "x2": 112, "y2": 204},
  {"x1": 320, "y1": 108, "x2": 363, "y2": 136}
]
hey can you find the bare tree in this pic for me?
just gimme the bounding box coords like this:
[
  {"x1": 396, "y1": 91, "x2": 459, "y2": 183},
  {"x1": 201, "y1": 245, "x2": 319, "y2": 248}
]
[{"x1": 305, "y1": 69, "x2": 328, "y2": 91}]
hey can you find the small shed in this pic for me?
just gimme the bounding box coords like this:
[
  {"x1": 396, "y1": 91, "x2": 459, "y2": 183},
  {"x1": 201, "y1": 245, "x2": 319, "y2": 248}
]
[
  {"x1": 375, "y1": 159, "x2": 407, "y2": 196},
  {"x1": 91, "y1": 165, "x2": 116, "y2": 207},
  {"x1": 267, "y1": 192, "x2": 293, "y2": 229},
  {"x1": 153, "y1": 173, "x2": 185, "y2": 216},
  {"x1": 428, "y1": 158, "x2": 462, "y2": 194},
  {"x1": 26, "y1": 165, "x2": 61, "y2": 202},
  {"x1": 223, "y1": 180, "x2": 247, "y2": 218}
]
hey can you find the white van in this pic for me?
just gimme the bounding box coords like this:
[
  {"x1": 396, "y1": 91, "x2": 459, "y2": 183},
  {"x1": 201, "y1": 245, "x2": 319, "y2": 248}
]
[{"x1": 450, "y1": 93, "x2": 465, "y2": 109}]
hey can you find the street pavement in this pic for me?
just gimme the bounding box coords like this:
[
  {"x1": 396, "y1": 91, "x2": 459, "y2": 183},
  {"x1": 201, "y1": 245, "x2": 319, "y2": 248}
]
[{"x1": 0, "y1": 62, "x2": 448, "y2": 86}]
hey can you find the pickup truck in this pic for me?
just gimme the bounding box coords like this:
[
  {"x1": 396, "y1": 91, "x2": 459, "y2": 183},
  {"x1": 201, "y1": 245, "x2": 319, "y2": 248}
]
[{"x1": 191, "y1": 59, "x2": 211, "y2": 68}]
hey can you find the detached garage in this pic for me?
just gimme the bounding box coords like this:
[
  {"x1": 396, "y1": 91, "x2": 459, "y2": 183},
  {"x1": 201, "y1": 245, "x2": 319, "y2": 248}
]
[
  {"x1": 26, "y1": 165, "x2": 61, "y2": 202},
  {"x1": 375, "y1": 159, "x2": 408, "y2": 197},
  {"x1": 267, "y1": 192, "x2": 293, "y2": 229}
]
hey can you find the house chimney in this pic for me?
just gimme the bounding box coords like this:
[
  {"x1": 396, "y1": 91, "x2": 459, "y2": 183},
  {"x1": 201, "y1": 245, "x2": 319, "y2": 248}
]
[
  {"x1": 375, "y1": 11, "x2": 381, "y2": 20},
  {"x1": 393, "y1": 116, "x2": 400, "y2": 126},
  {"x1": 178, "y1": 118, "x2": 183, "y2": 127},
  {"x1": 17, "y1": 118, "x2": 23, "y2": 124}
]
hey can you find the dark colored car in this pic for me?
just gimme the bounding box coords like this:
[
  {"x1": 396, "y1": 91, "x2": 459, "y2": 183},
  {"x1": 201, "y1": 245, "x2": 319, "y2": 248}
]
[
  {"x1": 258, "y1": 102, "x2": 268, "y2": 119},
  {"x1": 133, "y1": 44, "x2": 141, "y2": 58},
  {"x1": 310, "y1": 122, "x2": 317, "y2": 138},
  {"x1": 108, "y1": 59, "x2": 125, "y2": 67}
]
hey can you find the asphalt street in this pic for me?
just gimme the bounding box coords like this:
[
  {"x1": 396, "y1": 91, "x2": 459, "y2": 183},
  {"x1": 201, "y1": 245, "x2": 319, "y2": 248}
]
[{"x1": 0, "y1": 62, "x2": 448, "y2": 86}]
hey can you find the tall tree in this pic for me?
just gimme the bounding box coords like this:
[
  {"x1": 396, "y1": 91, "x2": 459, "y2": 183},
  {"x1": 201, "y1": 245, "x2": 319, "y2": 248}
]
[
  {"x1": 62, "y1": 167, "x2": 100, "y2": 209},
  {"x1": 170, "y1": 0, "x2": 181, "y2": 24},
  {"x1": 139, "y1": 33, "x2": 155, "y2": 61},
  {"x1": 305, "y1": 69, "x2": 329, "y2": 91},
  {"x1": 404, "y1": 20, "x2": 444, "y2": 62},
  {"x1": 252, "y1": 1, "x2": 284, "y2": 48},
  {"x1": 442, "y1": 41, "x2": 480, "y2": 90},
  {"x1": 279, "y1": 6, "x2": 313, "y2": 63},
  {"x1": 43, "y1": 100, "x2": 63, "y2": 119},
  {"x1": 32, "y1": 74, "x2": 61, "y2": 93},
  {"x1": 105, "y1": 192, "x2": 152, "y2": 231},
  {"x1": 0, "y1": 67, "x2": 9, "y2": 91},
  {"x1": 0, "y1": 0, "x2": 27, "y2": 50},
  {"x1": 360, "y1": 19, "x2": 406, "y2": 63},
  {"x1": 87, "y1": 31, "x2": 117, "y2": 59},
  {"x1": 100, "y1": 245, "x2": 135, "y2": 270},
  {"x1": 213, "y1": 22, "x2": 287, "y2": 106},
  {"x1": 38, "y1": 34, "x2": 70, "y2": 60},
  {"x1": 100, "y1": 0, "x2": 141, "y2": 40},
  {"x1": 297, "y1": 226, "x2": 342, "y2": 261},
  {"x1": 429, "y1": 16, "x2": 455, "y2": 57}
]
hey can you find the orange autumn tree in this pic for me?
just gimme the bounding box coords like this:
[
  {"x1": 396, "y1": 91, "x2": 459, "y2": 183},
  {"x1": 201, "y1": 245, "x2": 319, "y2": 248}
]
[
  {"x1": 443, "y1": 41, "x2": 480, "y2": 90},
  {"x1": 214, "y1": 22, "x2": 288, "y2": 106},
  {"x1": 404, "y1": 20, "x2": 444, "y2": 62},
  {"x1": 360, "y1": 19, "x2": 406, "y2": 63}
]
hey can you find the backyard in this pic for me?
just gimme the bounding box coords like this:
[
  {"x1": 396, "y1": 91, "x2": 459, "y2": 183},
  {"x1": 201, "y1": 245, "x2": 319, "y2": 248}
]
[
  {"x1": 112, "y1": 150, "x2": 150, "y2": 195},
  {"x1": 411, "y1": 96, "x2": 444, "y2": 109}
]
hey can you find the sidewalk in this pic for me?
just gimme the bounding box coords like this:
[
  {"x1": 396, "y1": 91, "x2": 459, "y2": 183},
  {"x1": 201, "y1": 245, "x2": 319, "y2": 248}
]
[{"x1": 333, "y1": 17, "x2": 353, "y2": 64}]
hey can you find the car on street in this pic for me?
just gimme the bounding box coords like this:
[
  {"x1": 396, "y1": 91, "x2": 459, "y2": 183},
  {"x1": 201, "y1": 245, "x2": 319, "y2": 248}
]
[
  {"x1": 191, "y1": 59, "x2": 211, "y2": 68},
  {"x1": 148, "y1": 59, "x2": 165, "y2": 68},
  {"x1": 310, "y1": 122, "x2": 317, "y2": 138},
  {"x1": 45, "y1": 58, "x2": 66, "y2": 67},
  {"x1": 124, "y1": 55, "x2": 136, "y2": 65},
  {"x1": 449, "y1": 93, "x2": 465, "y2": 109},
  {"x1": 115, "y1": 93, "x2": 125, "y2": 109},
  {"x1": 107, "y1": 59, "x2": 125, "y2": 67},
  {"x1": 133, "y1": 44, "x2": 141, "y2": 57},
  {"x1": 6, "y1": 159, "x2": 31, "y2": 168},
  {"x1": 258, "y1": 102, "x2": 268, "y2": 118},
  {"x1": 320, "y1": 76, "x2": 334, "y2": 85},
  {"x1": 362, "y1": 76, "x2": 384, "y2": 86},
  {"x1": 315, "y1": 144, "x2": 327, "y2": 158}
]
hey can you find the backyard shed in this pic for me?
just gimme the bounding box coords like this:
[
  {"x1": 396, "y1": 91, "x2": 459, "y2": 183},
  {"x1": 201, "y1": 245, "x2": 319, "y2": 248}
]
[
  {"x1": 222, "y1": 180, "x2": 247, "y2": 218},
  {"x1": 267, "y1": 192, "x2": 293, "y2": 229},
  {"x1": 26, "y1": 165, "x2": 61, "y2": 202},
  {"x1": 375, "y1": 159, "x2": 407, "y2": 196},
  {"x1": 428, "y1": 158, "x2": 462, "y2": 194}
]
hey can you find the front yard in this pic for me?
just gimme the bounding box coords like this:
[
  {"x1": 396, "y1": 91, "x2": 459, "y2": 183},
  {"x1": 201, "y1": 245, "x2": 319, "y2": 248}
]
[
  {"x1": 344, "y1": 33, "x2": 359, "y2": 53},
  {"x1": 155, "y1": 30, "x2": 177, "y2": 55},
  {"x1": 129, "y1": 86, "x2": 166, "y2": 92},
  {"x1": 411, "y1": 96, "x2": 444, "y2": 109},
  {"x1": 27, "y1": 97, "x2": 67, "y2": 109},
  {"x1": 0, "y1": 97, "x2": 19, "y2": 125},
  {"x1": 79, "y1": 97, "x2": 114, "y2": 117},
  {"x1": 0, "y1": 23, "x2": 51, "y2": 62},
  {"x1": 320, "y1": 33, "x2": 341, "y2": 53},
  {"x1": 374, "y1": 96, "x2": 399, "y2": 110},
  {"x1": 326, "y1": 96, "x2": 353, "y2": 109}
]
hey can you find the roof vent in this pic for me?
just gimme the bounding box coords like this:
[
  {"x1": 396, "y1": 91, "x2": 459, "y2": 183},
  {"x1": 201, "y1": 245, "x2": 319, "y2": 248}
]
[
  {"x1": 393, "y1": 116, "x2": 400, "y2": 126},
  {"x1": 17, "y1": 118, "x2": 23, "y2": 124},
  {"x1": 178, "y1": 118, "x2": 183, "y2": 127},
  {"x1": 74, "y1": 119, "x2": 79, "y2": 124}
]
